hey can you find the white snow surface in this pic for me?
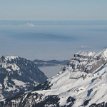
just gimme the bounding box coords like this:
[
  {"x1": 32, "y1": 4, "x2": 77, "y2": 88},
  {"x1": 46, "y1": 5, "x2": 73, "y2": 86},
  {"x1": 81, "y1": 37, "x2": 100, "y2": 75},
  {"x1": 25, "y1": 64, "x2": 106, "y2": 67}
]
[
  {"x1": 101, "y1": 49, "x2": 107, "y2": 58},
  {"x1": 77, "y1": 51, "x2": 96, "y2": 57},
  {"x1": 5, "y1": 56, "x2": 19, "y2": 61},
  {"x1": 12, "y1": 79, "x2": 26, "y2": 87},
  {"x1": 33, "y1": 49, "x2": 107, "y2": 107},
  {"x1": 1, "y1": 63, "x2": 20, "y2": 71}
]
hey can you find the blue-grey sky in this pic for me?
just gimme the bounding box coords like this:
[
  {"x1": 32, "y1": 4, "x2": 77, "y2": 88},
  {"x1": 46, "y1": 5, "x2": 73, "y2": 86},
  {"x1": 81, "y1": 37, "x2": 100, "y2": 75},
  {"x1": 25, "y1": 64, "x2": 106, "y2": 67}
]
[
  {"x1": 0, "y1": 20, "x2": 107, "y2": 60},
  {"x1": 0, "y1": 0, "x2": 107, "y2": 20},
  {"x1": 0, "y1": 1, "x2": 107, "y2": 60}
]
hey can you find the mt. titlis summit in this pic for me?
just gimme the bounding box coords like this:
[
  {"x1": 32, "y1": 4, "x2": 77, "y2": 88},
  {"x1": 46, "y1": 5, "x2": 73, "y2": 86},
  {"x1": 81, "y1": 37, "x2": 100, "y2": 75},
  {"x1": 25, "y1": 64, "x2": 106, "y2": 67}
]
[{"x1": 1, "y1": 49, "x2": 107, "y2": 107}]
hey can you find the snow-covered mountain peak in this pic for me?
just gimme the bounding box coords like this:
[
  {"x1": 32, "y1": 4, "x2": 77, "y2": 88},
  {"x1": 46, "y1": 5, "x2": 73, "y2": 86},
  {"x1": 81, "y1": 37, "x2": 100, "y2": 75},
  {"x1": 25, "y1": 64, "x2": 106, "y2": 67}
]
[
  {"x1": 0, "y1": 56, "x2": 47, "y2": 100},
  {"x1": 32, "y1": 50, "x2": 107, "y2": 106},
  {"x1": 0, "y1": 56, "x2": 19, "y2": 62},
  {"x1": 76, "y1": 51, "x2": 96, "y2": 57},
  {"x1": 5, "y1": 56, "x2": 19, "y2": 61}
]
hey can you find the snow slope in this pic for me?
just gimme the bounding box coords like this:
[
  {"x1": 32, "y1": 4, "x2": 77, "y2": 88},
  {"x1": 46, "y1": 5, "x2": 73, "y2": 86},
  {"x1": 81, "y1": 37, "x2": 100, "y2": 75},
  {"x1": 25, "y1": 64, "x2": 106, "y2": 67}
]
[{"x1": 3, "y1": 49, "x2": 107, "y2": 107}]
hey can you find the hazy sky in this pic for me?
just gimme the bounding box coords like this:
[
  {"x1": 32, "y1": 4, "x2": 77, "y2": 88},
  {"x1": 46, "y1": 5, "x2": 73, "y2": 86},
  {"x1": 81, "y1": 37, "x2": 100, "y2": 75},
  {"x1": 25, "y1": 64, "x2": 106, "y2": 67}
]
[
  {"x1": 0, "y1": 0, "x2": 107, "y2": 20},
  {"x1": 0, "y1": 20, "x2": 107, "y2": 60},
  {"x1": 0, "y1": 1, "x2": 107, "y2": 60}
]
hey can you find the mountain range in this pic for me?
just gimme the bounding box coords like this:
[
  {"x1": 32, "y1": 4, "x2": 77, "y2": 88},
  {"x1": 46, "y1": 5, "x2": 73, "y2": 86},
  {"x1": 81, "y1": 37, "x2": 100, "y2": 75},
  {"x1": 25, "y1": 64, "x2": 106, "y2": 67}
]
[
  {"x1": 0, "y1": 56, "x2": 47, "y2": 101},
  {"x1": 33, "y1": 59, "x2": 69, "y2": 67},
  {"x1": 1, "y1": 49, "x2": 107, "y2": 107}
]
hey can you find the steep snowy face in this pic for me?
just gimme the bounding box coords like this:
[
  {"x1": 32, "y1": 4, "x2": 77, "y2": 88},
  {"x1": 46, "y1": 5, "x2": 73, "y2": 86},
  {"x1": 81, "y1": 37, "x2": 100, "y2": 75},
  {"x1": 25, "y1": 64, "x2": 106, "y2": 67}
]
[
  {"x1": 52, "y1": 50, "x2": 107, "y2": 107},
  {"x1": 3, "y1": 50, "x2": 107, "y2": 107},
  {"x1": 42, "y1": 50, "x2": 107, "y2": 106},
  {"x1": 103, "y1": 49, "x2": 107, "y2": 58},
  {"x1": 99, "y1": 49, "x2": 107, "y2": 59},
  {"x1": 0, "y1": 56, "x2": 47, "y2": 100}
]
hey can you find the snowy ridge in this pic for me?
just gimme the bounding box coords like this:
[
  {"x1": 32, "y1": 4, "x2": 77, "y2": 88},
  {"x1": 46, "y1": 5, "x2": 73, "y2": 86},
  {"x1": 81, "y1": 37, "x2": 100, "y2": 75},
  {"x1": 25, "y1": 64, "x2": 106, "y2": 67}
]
[
  {"x1": 2, "y1": 49, "x2": 107, "y2": 107},
  {"x1": 5, "y1": 56, "x2": 19, "y2": 61},
  {"x1": 0, "y1": 56, "x2": 47, "y2": 101}
]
